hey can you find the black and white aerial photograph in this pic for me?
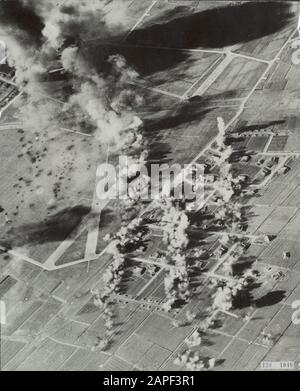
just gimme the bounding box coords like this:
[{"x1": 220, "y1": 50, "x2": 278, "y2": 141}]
[{"x1": 0, "y1": 0, "x2": 300, "y2": 377}]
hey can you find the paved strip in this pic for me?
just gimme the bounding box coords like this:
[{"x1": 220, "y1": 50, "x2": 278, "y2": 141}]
[{"x1": 123, "y1": 0, "x2": 160, "y2": 41}]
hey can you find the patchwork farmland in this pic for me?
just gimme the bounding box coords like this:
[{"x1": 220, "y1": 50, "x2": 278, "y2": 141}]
[{"x1": 1, "y1": 1, "x2": 300, "y2": 372}]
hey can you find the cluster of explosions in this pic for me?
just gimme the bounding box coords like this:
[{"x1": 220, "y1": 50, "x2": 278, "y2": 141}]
[{"x1": 0, "y1": 0, "x2": 146, "y2": 156}]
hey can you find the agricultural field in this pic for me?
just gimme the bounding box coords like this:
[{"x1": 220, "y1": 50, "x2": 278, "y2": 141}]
[{"x1": 1, "y1": 0, "x2": 300, "y2": 373}]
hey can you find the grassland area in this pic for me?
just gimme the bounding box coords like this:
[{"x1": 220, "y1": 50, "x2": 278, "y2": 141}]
[{"x1": 1, "y1": 0, "x2": 300, "y2": 372}]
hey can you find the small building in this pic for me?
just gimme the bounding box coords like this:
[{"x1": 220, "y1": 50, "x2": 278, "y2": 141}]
[
  {"x1": 271, "y1": 156, "x2": 280, "y2": 164},
  {"x1": 204, "y1": 163, "x2": 212, "y2": 173},
  {"x1": 215, "y1": 245, "x2": 228, "y2": 257},
  {"x1": 240, "y1": 155, "x2": 251, "y2": 162},
  {"x1": 257, "y1": 158, "x2": 265, "y2": 166},
  {"x1": 238, "y1": 174, "x2": 249, "y2": 182},
  {"x1": 264, "y1": 235, "x2": 276, "y2": 243},
  {"x1": 278, "y1": 165, "x2": 290, "y2": 175},
  {"x1": 262, "y1": 167, "x2": 271, "y2": 176},
  {"x1": 238, "y1": 223, "x2": 248, "y2": 232},
  {"x1": 205, "y1": 174, "x2": 216, "y2": 183}
]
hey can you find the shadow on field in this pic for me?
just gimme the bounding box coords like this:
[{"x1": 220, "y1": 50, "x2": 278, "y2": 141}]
[
  {"x1": 128, "y1": 2, "x2": 293, "y2": 51},
  {"x1": 143, "y1": 103, "x2": 213, "y2": 165},
  {"x1": 234, "y1": 119, "x2": 286, "y2": 134},
  {"x1": 84, "y1": 2, "x2": 293, "y2": 78},
  {"x1": 232, "y1": 280, "x2": 262, "y2": 310},
  {"x1": 255, "y1": 290, "x2": 286, "y2": 308},
  {"x1": 233, "y1": 286, "x2": 287, "y2": 310},
  {"x1": 0, "y1": 205, "x2": 90, "y2": 248},
  {"x1": 0, "y1": 0, "x2": 44, "y2": 45},
  {"x1": 142, "y1": 89, "x2": 239, "y2": 166},
  {"x1": 93, "y1": 44, "x2": 189, "y2": 77},
  {"x1": 232, "y1": 256, "x2": 257, "y2": 277}
]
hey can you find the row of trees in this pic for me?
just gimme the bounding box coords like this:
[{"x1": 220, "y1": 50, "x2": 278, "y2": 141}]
[
  {"x1": 158, "y1": 199, "x2": 191, "y2": 312},
  {"x1": 209, "y1": 117, "x2": 250, "y2": 312},
  {"x1": 174, "y1": 349, "x2": 216, "y2": 371},
  {"x1": 91, "y1": 216, "x2": 148, "y2": 350},
  {"x1": 173, "y1": 117, "x2": 254, "y2": 369}
]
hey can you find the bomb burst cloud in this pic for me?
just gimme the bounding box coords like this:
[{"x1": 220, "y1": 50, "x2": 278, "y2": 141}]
[{"x1": 0, "y1": 0, "x2": 145, "y2": 150}]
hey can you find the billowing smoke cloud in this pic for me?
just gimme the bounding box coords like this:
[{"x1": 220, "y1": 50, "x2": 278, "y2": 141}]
[
  {"x1": 24, "y1": 0, "x2": 129, "y2": 49},
  {"x1": 0, "y1": 0, "x2": 44, "y2": 45},
  {"x1": 61, "y1": 47, "x2": 145, "y2": 148},
  {"x1": 0, "y1": 0, "x2": 146, "y2": 151}
]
